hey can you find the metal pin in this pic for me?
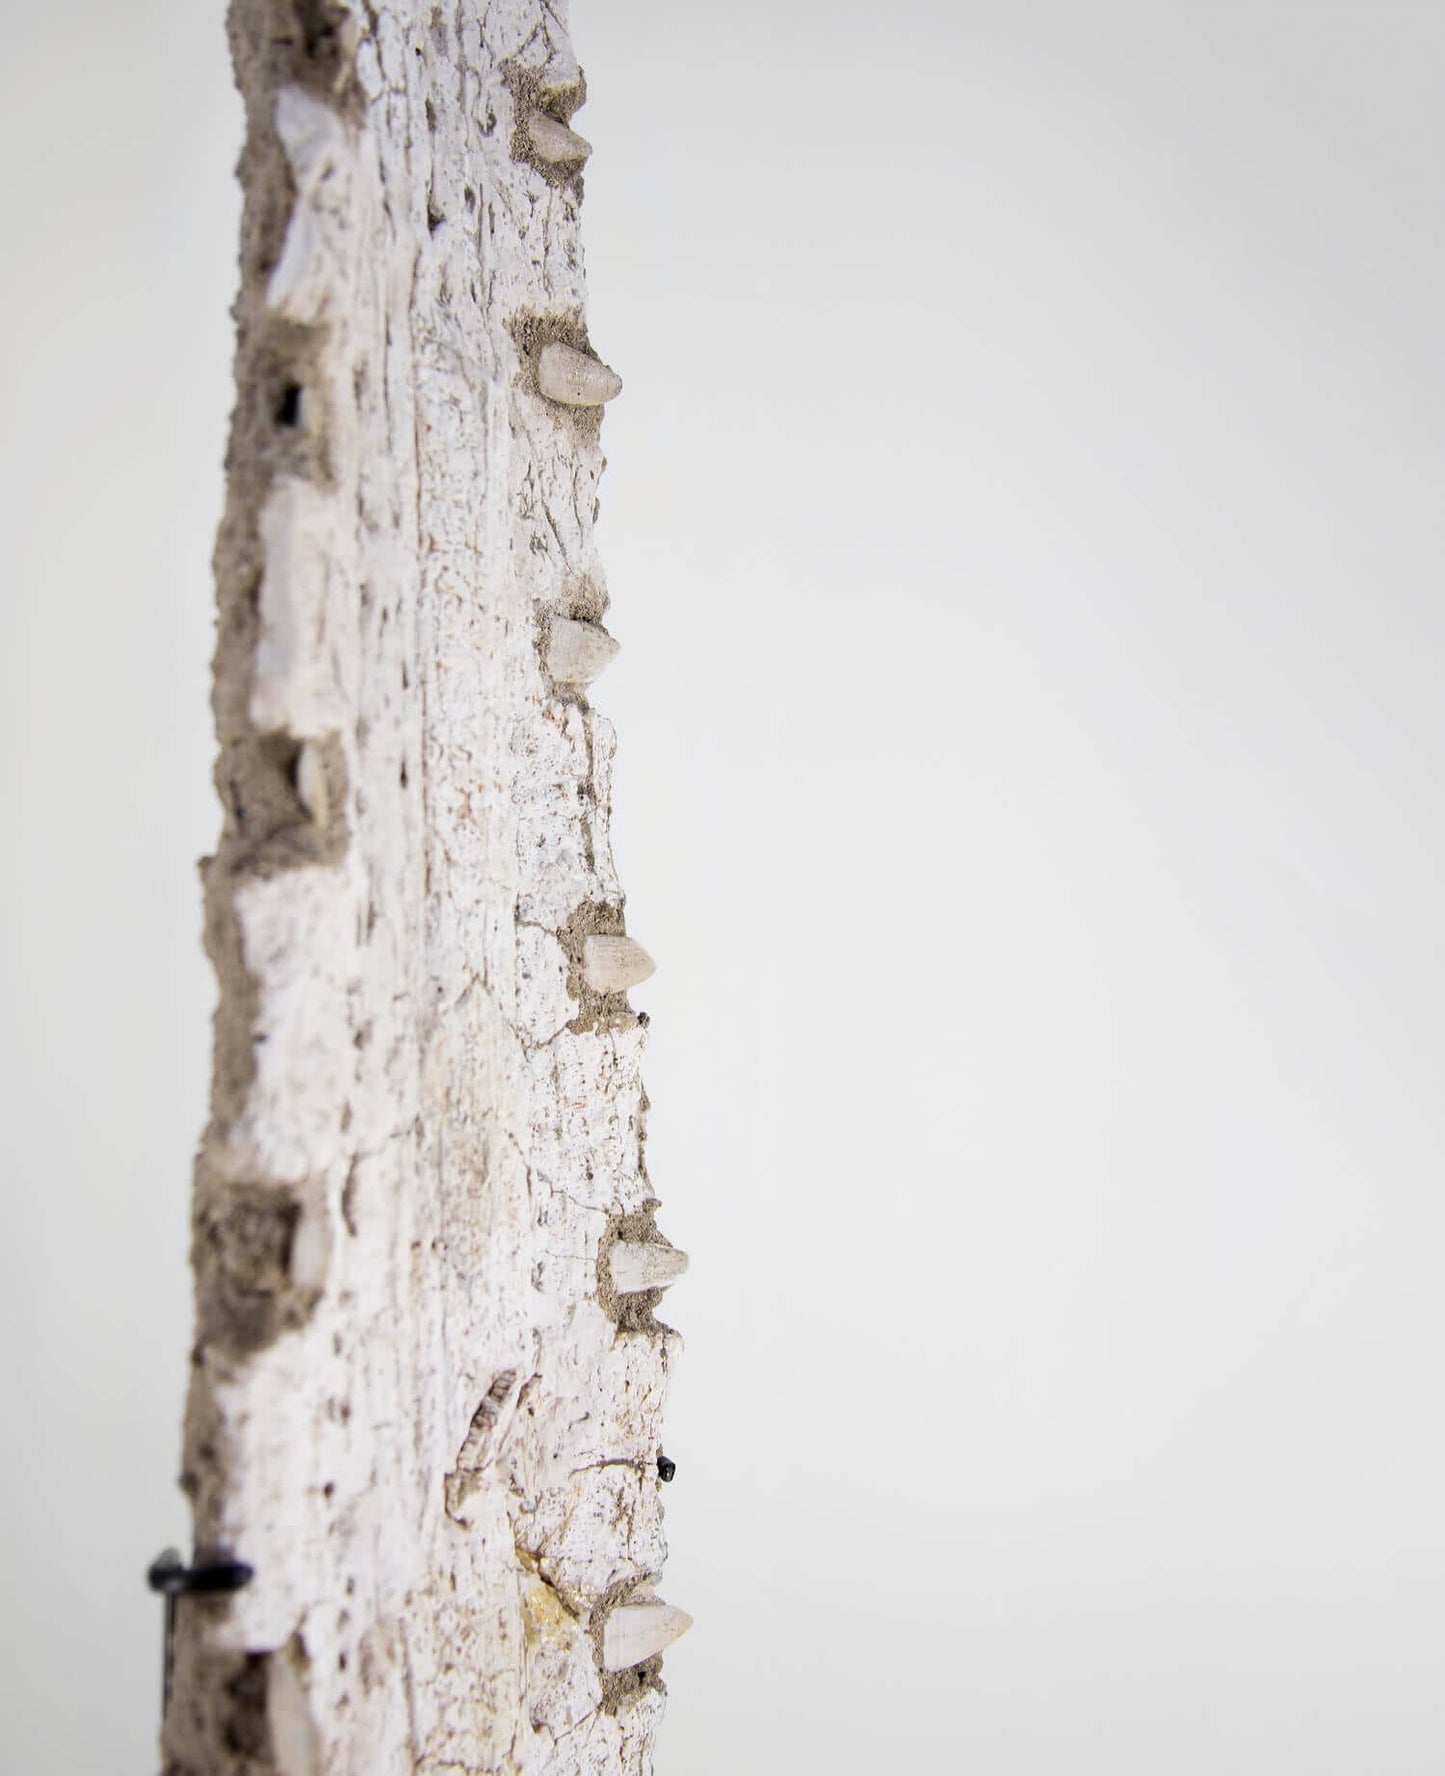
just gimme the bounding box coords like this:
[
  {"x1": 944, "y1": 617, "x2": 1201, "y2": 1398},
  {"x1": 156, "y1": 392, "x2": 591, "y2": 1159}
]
[{"x1": 147, "y1": 1548, "x2": 255, "y2": 1720}]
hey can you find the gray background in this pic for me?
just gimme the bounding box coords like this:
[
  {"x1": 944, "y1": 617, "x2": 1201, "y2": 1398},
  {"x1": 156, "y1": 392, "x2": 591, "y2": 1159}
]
[{"x1": 3, "y1": 2, "x2": 1443, "y2": 1770}]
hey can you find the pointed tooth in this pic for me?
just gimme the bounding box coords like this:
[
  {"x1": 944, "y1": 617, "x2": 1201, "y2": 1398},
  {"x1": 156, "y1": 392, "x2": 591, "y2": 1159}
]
[
  {"x1": 288, "y1": 1202, "x2": 330, "y2": 1291},
  {"x1": 527, "y1": 110, "x2": 593, "y2": 165},
  {"x1": 582, "y1": 934, "x2": 655, "y2": 994},
  {"x1": 266, "y1": 1641, "x2": 321, "y2": 1776},
  {"x1": 294, "y1": 741, "x2": 330, "y2": 826},
  {"x1": 265, "y1": 86, "x2": 347, "y2": 322},
  {"x1": 609, "y1": 1241, "x2": 689, "y2": 1294},
  {"x1": 602, "y1": 1601, "x2": 693, "y2": 1672},
  {"x1": 548, "y1": 617, "x2": 620, "y2": 686},
  {"x1": 538, "y1": 341, "x2": 622, "y2": 407}
]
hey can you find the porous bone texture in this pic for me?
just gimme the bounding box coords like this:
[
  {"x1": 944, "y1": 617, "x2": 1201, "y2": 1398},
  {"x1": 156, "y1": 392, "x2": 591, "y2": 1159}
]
[{"x1": 165, "y1": 5, "x2": 679, "y2": 1772}]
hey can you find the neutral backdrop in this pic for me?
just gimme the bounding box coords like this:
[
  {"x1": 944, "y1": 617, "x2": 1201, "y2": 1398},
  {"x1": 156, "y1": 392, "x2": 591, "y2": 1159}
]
[{"x1": 3, "y1": 2, "x2": 1443, "y2": 1771}]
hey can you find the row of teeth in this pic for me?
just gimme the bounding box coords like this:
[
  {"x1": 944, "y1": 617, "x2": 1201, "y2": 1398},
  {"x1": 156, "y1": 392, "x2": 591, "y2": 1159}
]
[
  {"x1": 527, "y1": 214, "x2": 692, "y2": 1666},
  {"x1": 247, "y1": 57, "x2": 693, "y2": 1693}
]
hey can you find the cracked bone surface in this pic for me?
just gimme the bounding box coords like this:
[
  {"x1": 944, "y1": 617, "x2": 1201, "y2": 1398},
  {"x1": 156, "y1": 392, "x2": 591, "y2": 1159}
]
[
  {"x1": 602, "y1": 1602, "x2": 695, "y2": 1673},
  {"x1": 537, "y1": 339, "x2": 624, "y2": 406},
  {"x1": 547, "y1": 616, "x2": 621, "y2": 685},
  {"x1": 527, "y1": 109, "x2": 594, "y2": 164},
  {"x1": 609, "y1": 1240, "x2": 690, "y2": 1294},
  {"x1": 582, "y1": 933, "x2": 657, "y2": 994},
  {"x1": 167, "y1": 6, "x2": 683, "y2": 1775}
]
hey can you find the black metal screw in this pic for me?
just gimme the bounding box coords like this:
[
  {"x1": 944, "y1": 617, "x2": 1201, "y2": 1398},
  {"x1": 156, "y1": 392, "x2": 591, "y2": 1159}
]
[
  {"x1": 147, "y1": 1549, "x2": 255, "y2": 1719},
  {"x1": 657, "y1": 1454, "x2": 676, "y2": 1483}
]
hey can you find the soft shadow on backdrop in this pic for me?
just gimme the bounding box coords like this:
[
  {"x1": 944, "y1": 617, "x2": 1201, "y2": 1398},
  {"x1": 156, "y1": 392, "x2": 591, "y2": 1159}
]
[{"x1": 2, "y1": 3, "x2": 1443, "y2": 1771}]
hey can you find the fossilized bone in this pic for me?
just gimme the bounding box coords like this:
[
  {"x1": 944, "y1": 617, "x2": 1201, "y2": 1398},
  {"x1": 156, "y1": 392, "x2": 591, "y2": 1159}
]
[{"x1": 164, "y1": 4, "x2": 686, "y2": 1771}]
